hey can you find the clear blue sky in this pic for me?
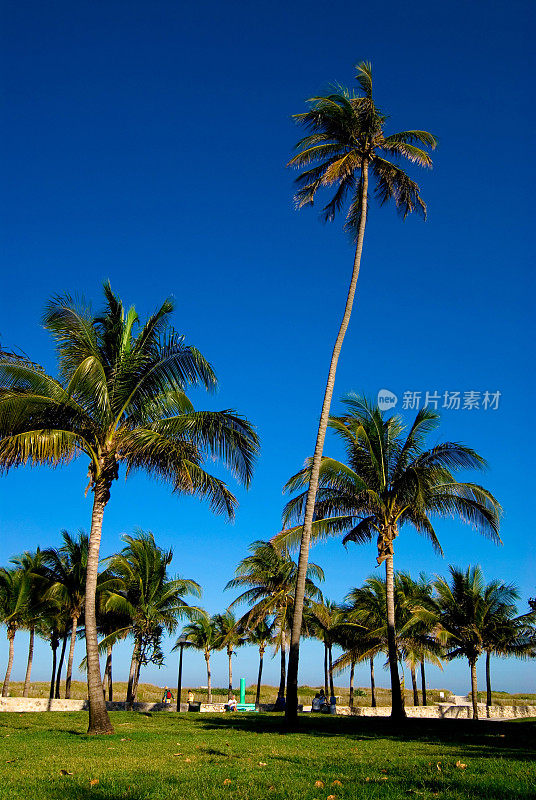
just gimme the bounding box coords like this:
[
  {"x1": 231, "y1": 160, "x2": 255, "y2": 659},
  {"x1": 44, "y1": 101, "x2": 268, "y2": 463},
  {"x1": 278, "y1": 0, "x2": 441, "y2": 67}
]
[{"x1": 1, "y1": 0, "x2": 534, "y2": 696}]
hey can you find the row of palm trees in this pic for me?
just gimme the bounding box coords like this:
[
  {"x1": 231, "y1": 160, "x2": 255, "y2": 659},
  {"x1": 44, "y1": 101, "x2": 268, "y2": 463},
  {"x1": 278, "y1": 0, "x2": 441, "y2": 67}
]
[{"x1": 2, "y1": 528, "x2": 534, "y2": 722}]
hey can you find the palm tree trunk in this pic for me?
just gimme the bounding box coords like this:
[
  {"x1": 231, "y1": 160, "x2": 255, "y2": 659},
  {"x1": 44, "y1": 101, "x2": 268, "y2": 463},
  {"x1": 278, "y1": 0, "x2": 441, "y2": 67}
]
[
  {"x1": 410, "y1": 664, "x2": 419, "y2": 706},
  {"x1": 420, "y1": 661, "x2": 427, "y2": 706},
  {"x1": 102, "y1": 645, "x2": 112, "y2": 702},
  {"x1": 65, "y1": 614, "x2": 79, "y2": 699},
  {"x1": 256, "y1": 645, "x2": 265, "y2": 706},
  {"x1": 205, "y1": 652, "x2": 212, "y2": 703},
  {"x1": 108, "y1": 646, "x2": 113, "y2": 702},
  {"x1": 23, "y1": 627, "x2": 34, "y2": 697},
  {"x1": 470, "y1": 658, "x2": 478, "y2": 720},
  {"x1": 349, "y1": 658, "x2": 355, "y2": 708},
  {"x1": 328, "y1": 643, "x2": 334, "y2": 698},
  {"x1": 385, "y1": 553, "x2": 405, "y2": 720},
  {"x1": 55, "y1": 633, "x2": 68, "y2": 698},
  {"x1": 227, "y1": 646, "x2": 233, "y2": 699},
  {"x1": 285, "y1": 161, "x2": 370, "y2": 725},
  {"x1": 49, "y1": 636, "x2": 58, "y2": 700},
  {"x1": 486, "y1": 651, "x2": 492, "y2": 707},
  {"x1": 132, "y1": 659, "x2": 142, "y2": 703},
  {"x1": 126, "y1": 638, "x2": 140, "y2": 706},
  {"x1": 1, "y1": 629, "x2": 15, "y2": 697},
  {"x1": 323, "y1": 642, "x2": 329, "y2": 697},
  {"x1": 370, "y1": 657, "x2": 376, "y2": 707},
  {"x1": 278, "y1": 629, "x2": 286, "y2": 702},
  {"x1": 85, "y1": 485, "x2": 113, "y2": 734}
]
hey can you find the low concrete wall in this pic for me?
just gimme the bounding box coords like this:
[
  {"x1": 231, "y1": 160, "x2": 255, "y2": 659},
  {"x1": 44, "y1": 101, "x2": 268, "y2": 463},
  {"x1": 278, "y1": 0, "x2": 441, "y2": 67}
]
[{"x1": 334, "y1": 703, "x2": 536, "y2": 720}]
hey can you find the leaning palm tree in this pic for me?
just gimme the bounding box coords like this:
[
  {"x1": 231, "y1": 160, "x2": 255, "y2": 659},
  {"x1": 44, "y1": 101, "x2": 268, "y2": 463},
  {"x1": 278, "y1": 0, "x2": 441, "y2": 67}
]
[
  {"x1": 105, "y1": 530, "x2": 202, "y2": 705},
  {"x1": 176, "y1": 614, "x2": 220, "y2": 702},
  {"x1": 0, "y1": 284, "x2": 258, "y2": 733},
  {"x1": 284, "y1": 62, "x2": 437, "y2": 722},
  {"x1": 0, "y1": 567, "x2": 28, "y2": 696},
  {"x1": 279, "y1": 396, "x2": 501, "y2": 719},
  {"x1": 225, "y1": 540, "x2": 323, "y2": 707},
  {"x1": 42, "y1": 530, "x2": 88, "y2": 698}
]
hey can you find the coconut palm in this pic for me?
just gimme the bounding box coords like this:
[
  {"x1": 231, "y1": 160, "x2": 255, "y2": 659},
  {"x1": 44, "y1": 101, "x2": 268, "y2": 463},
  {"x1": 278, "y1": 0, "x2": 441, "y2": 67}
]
[
  {"x1": 226, "y1": 540, "x2": 323, "y2": 707},
  {"x1": 423, "y1": 566, "x2": 518, "y2": 720},
  {"x1": 213, "y1": 611, "x2": 246, "y2": 699},
  {"x1": 105, "y1": 530, "x2": 201, "y2": 705},
  {"x1": 280, "y1": 396, "x2": 501, "y2": 719},
  {"x1": 9, "y1": 548, "x2": 48, "y2": 697},
  {"x1": 0, "y1": 284, "x2": 258, "y2": 733},
  {"x1": 304, "y1": 599, "x2": 344, "y2": 699},
  {"x1": 246, "y1": 619, "x2": 275, "y2": 706},
  {"x1": 176, "y1": 614, "x2": 220, "y2": 702},
  {"x1": 284, "y1": 62, "x2": 437, "y2": 722},
  {"x1": 42, "y1": 530, "x2": 88, "y2": 698},
  {"x1": 0, "y1": 567, "x2": 28, "y2": 696}
]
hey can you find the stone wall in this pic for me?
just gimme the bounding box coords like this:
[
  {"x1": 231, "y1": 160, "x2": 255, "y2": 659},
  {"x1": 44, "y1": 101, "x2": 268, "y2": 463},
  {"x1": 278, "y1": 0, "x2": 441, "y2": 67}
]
[{"x1": 333, "y1": 703, "x2": 536, "y2": 720}]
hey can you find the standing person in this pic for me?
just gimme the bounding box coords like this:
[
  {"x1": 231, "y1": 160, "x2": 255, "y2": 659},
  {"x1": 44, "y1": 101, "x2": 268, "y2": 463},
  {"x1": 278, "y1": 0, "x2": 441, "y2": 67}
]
[
  {"x1": 162, "y1": 686, "x2": 174, "y2": 705},
  {"x1": 187, "y1": 690, "x2": 194, "y2": 703}
]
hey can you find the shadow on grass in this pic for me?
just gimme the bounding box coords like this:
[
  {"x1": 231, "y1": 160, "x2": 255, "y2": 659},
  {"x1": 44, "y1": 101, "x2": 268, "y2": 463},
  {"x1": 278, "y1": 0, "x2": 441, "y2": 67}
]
[{"x1": 197, "y1": 713, "x2": 536, "y2": 761}]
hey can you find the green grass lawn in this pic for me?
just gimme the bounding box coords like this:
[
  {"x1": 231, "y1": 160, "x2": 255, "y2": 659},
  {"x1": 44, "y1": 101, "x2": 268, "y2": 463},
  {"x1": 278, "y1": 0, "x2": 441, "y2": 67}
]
[{"x1": 0, "y1": 711, "x2": 534, "y2": 800}]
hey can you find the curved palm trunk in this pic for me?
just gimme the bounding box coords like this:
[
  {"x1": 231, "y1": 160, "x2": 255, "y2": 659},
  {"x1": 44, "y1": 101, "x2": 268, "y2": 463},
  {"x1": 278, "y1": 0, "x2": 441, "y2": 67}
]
[
  {"x1": 205, "y1": 651, "x2": 212, "y2": 703},
  {"x1": 385, "y1": 554, "x2": 405, "y2": 720},
  {"x1": 132, "y1": 658, "x2": 142, "y2": 703},
  {"x1": 420, "y1": 661, "x2": 427, "y2": 706},
  {"x1": 126, "y1": 637, "x2": 140, "y2": 706},
  {"x1": 470, "y1": 658, "x2": 478, "y2": 720},
  {"x1": 286, "y1": 162, "x2": 369, "y2": 725},
  {"x1": 55, "y1": 633, "x2": 68, "y2": 698},
  {"x1": 1, "y1": 629, "x2": 15, "y2": 697},
  {"x1": 410, "y1": 664, "x2": 419, "y2": 706},
  {"x1": 23, "y1": 627, "x2": 35, "y2": 697},
  {"x1": 485, "y1": 650, "x2": 492, "y2": 707},
  {"x1": 227, "y1": 645, "x2": 233, "y2": 699},
  {"x1": 256, "y1": 644, "x2": 265, "y2": 706},
  {"x1": 323, "y1": 642, "x2": 329, "y2": 697},
  {"x1": 49, "y1": 636, "x2": 58, "y2": 700},
  {"x1": 370, "y1": 657, "x2": 376, "y2": 707},
  {"x1": 328, "y1": 642, "x2": 334, "y2": 698},
  {"x1": 349, "y1": 658, "x2": 355, "y2": 708},
  {"x1": 85, "y1": 486, "x2": 113, "y2": 734},
  {"x1": 65, "y1": 614, "x2": 79, "y2": 699}
]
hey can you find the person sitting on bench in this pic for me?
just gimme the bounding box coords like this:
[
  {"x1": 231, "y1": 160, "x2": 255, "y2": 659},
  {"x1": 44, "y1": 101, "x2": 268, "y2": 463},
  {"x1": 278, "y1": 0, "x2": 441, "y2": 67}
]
[{"x1": 225, "y1": 694, "x2": 238, "y2": 712}]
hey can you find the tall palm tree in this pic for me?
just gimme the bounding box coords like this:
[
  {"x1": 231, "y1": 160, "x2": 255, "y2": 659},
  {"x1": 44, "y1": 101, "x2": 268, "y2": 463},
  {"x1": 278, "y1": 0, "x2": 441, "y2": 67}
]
[
  {"x1": 42, "y1": 530, "x2": 88, "y2": 698},
  {"x1": 0, "y1": 284, "x2": 258, "y2": 733},
  {"x1": 280, "y1": 396, "x2": 501, "y2": 719},
  {"x1": 284, "y1": 62, "x2": 437, "y2": 722},
  {"x1": 226, "y1": 540, "x2": 323, "y2": 707},
  {"x1": 213, "y1": 611, "x2": 246, "y2": 699},
  {"x1": 105, "y1": 530, "x2": 201, "y2": 705},
  {"x1": 0, "y1": 567, "x2": 28, "y2": 696},
  {"x1": 177, "y1": 614, "x2": 220, "y2": 702},
  {"x1": 246, "y1": 619, "x2": 275, "y2": 706}
]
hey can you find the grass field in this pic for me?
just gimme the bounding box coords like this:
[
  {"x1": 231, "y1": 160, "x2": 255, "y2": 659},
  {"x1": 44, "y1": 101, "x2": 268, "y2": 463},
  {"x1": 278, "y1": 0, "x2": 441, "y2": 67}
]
[{"x1": 0, "y1": 710, "x2": 534, "y2": 799}]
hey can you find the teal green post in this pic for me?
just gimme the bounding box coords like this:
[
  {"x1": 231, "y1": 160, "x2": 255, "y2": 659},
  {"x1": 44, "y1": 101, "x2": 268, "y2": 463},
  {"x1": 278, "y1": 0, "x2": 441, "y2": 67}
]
[{"x1": 240, "y1": 678, "x2": 245, "y2": 705}]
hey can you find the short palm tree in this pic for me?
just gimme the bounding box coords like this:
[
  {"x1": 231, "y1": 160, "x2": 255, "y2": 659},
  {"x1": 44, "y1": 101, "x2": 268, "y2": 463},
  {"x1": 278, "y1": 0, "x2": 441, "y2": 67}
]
[
  {"x1": 226, "y1": 540, "x2": 323, "y2": 707},
  {"x1": 0, "y1": 284, "x2": 258, "y2": 733},
  {"x1": 213, "y1": 611, "x2": 246, "y2": 699},
  {"x1": 285, "y1": 62, "x2": 437, "y2": 722},
  {"x1": 280, "y1": 396, "x2": 501, "y2": 719},
  {"x1": 42, "y1": 530, "x2": 88, "y2": 698},
  {"x1": 105, "y1": 530, "x2": 201, "y2": 705},
  {"x1": 304, "y1": 599, "x2": 343, "y2": 699},
  {"x1": 177, "y1": 614, "x2": 220, "y2": 702},
  {"x1": 424, "y1": 566, "x2": 516, "y2": 720},
  {"x1": 9, "y1": 548, "x2": 47, "y2": 697},
  {"x1": 246, "y1": 619, "x2": 275, "y2": 705},
  {"x1": 0, "y1": 567, "x2": 29, "y2": 696}
]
